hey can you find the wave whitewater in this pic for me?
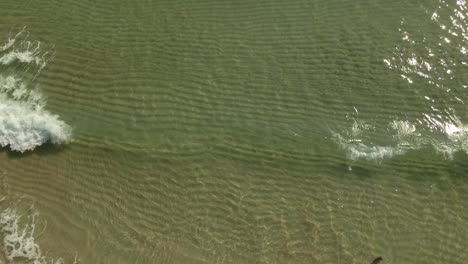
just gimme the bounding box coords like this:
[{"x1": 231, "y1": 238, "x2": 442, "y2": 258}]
[{"x1": 0, "y1": 30, "x2": 71, "y2": 153}]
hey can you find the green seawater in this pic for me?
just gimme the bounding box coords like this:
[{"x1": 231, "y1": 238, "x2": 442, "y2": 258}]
[{"x1": 0, "y1": 0, "x2": 467, "y2": 263}]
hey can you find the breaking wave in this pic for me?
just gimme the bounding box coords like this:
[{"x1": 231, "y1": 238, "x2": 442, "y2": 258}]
[{"x1": 0, "y1": 29, "x2": 71, "y2": 153}]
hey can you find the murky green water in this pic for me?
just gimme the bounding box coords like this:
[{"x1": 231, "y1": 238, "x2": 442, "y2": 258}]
[{"x1": 0, "y1": 0, "x2": 467, "y2": 263}]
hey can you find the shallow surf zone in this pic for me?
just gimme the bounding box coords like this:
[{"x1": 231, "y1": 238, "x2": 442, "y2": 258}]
[{"x1": 0, "y1": 30, "x2": 71, "y2": 153}]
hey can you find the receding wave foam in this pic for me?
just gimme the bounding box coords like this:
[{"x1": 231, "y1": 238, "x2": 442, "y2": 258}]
[
  {"x1": 332, "y1": 118, "x2": 411, "y2": 163},
  {"x1": 0, "y1": 30, "x2": 71, "y2": 153},
  {"x1": 0, "y1": 29, "x2": 50, "y2": 71},
  {"x1": 333, "y1": 134, "x2": 406, "y2": 163},
  {"x1": 0, "y1": 208, "x2": 41, "y2": 262},
  {"x1": 0, "y1": 197, "x2": 78, "y2": 264}
]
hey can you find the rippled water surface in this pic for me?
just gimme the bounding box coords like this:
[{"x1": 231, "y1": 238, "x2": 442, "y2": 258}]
[{"x1": 0, "y1": 0, "x2": 467, "y2": 263}]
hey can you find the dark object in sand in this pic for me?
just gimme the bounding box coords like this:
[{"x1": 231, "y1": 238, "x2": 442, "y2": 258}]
[{"x1": 371, "y1": 257, "x2": 383, "y2": 264}]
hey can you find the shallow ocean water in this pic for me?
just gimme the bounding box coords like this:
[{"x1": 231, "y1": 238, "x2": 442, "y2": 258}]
[{"x1": 0, "y1": 0, "x2": 467, "y2": 263}]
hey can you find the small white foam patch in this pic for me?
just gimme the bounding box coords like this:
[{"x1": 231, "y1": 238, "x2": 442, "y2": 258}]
[
  {"x1": 0, "y1": 29, "x2": 48, "y2": 68},
  {"x1": 348, "y1": 145, "x2": 406, "y2": 163},
  {"x1": 333, "y1": 132, "x2": 407, "y2": 163},
  {"x1": 0, "y1": 30, "x2": 71, "y2": 153}
]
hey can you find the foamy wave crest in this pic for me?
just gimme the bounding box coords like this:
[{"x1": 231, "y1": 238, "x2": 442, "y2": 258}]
[{"x1": 0, "y1": 30, "x2": 71, "y2": 153}]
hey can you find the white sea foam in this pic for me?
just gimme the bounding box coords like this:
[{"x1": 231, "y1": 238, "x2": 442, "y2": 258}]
[
  {"x1": 0, "y1": 30, "x2": 49, "y2": 72},
  {"x1": 333, "y1": 131, "x2": 407, "y2": 163},
  {"x1": 0, "y1": 209, "x2": 41, "y2": 262},
  {"x1": 0, "y1": 30, "x2": 71, "y2": 153},
  {"x1": 333, "y1": 119, "x2": 411, "y2": 163},
  {"x1": 0, "y1": 207, "x2": 77, "y2": 264},
  {"x1": 347, "y1": 145, "x2": 406, "y2": 163}
]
